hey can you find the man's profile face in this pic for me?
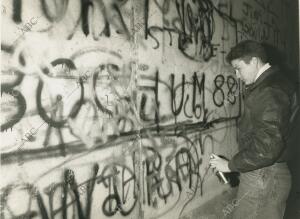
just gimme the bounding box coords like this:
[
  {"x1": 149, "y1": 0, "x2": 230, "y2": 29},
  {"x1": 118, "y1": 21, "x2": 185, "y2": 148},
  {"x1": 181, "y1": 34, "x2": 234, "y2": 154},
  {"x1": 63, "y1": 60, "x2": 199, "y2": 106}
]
[{"x1": 231, "y1": 58, "x2": 258, "y2": 85}]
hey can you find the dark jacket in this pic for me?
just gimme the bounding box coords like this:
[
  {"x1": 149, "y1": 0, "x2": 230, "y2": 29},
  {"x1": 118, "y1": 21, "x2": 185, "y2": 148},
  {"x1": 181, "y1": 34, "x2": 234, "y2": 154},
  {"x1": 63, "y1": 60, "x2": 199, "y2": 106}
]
[{"x1": 228, "y1": 66, "x2": 296, "y2": 173}]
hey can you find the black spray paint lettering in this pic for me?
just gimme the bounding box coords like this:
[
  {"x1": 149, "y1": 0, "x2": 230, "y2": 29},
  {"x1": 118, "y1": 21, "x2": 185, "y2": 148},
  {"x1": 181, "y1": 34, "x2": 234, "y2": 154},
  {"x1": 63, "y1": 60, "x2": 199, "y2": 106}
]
[
  {"x1": 13, "y1": 72, "x2": 83, "y2": 145},
  {"x1": 3, "y1": 69, "x2": 241, "y2": 152},
  {"x1": 64, "y1": 169, "x2": 89, "y2": 195},
  {"x1": 6, "y1": 90, "x2": 20, "y2": 97},
  {"x1": 146, "y1": 0, "x2": 217, "y2": 61},
  {"x1": 1, "y1": 138, "x2": 217, "y2": 217},
  {"x1": 170, "y1": 73, "x2": 206, "y2": 119},
  {"x1": 76, "y1": 71, "x2": 91, "y2": 87},
  {"x1": 240, "y1": 1, "x2": 280, "y2": 43},
  {"x1": 105, "y1": 95, "x2": 112, "y2": 106},
  {"x1": 1, "y1": 72, "x2": 26, "y2": 132},
  {"x1": 213, "y1": 75, "x2": 238, "y2": 107},
  {"x1": 45, "y1": 181, "x2": 87, "y2": 197},
  {"x1": 100, "y1": 164, "x2": 137, "y2": 216},
  {"x1": 33, "y1": 63, "x2": 124, "y2": 133}
]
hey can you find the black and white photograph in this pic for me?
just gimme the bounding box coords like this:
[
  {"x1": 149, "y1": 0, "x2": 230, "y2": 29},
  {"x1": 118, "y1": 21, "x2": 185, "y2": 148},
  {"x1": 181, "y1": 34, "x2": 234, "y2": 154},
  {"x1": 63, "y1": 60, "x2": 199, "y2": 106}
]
[{"x1": 0, "y1": 0, "x2": 299, "y2": 218}]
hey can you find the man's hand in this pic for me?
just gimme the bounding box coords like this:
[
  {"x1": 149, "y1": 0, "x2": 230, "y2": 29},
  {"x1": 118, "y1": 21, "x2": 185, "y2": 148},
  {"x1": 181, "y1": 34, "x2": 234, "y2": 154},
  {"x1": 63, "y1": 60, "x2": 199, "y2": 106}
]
[{"x1": 209, "y1": 154, "x2": 231, "y2": 173}]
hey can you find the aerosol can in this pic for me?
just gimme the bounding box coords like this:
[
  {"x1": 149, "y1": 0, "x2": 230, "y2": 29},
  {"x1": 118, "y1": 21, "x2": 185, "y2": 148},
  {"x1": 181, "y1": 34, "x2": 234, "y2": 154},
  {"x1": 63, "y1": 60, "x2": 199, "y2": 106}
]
[{"x1": 210, "y1": 154, "x2": 229, "y2": 184}]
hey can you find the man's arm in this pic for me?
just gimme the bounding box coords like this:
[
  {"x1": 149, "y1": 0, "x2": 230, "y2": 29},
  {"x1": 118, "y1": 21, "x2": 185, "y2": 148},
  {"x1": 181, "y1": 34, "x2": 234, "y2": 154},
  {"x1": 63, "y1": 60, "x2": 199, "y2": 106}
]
[{"x1": 228, "y1": 87, "x2": 290, "y2": 173}]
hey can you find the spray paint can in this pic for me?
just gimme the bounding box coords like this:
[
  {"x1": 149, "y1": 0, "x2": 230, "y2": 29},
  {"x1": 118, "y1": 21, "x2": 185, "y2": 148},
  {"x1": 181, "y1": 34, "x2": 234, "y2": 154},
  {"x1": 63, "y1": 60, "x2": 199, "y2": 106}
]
[
  {"x1": 216, "y1": 171, "x2": 229, "y2": 184},
  {"x1": 210, "y1": 154, "x2": 229, "y2": 184}
]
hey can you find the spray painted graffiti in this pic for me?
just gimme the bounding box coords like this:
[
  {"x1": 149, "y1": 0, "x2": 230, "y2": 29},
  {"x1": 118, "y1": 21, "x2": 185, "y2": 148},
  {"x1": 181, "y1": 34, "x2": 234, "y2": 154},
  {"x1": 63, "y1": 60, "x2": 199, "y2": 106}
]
[
  {"x1": 1, "y1": 0, "x2": 296, "y2": 218},
  {"x1": 146, "y1": 0, "x2": 218, "y2": 61},
  {"x1": 1, "y1": 132, "x2": 223, "y2": 218},
  {"x1": 2, "y1": 0, "x2": 240, "y2": 62}
]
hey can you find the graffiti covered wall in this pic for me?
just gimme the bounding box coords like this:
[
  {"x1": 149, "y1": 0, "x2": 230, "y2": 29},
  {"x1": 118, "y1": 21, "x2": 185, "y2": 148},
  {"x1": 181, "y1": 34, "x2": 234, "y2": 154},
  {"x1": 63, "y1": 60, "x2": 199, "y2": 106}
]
[{"x1": 0, "y1": 0, "x2": 297, "y2": 218}]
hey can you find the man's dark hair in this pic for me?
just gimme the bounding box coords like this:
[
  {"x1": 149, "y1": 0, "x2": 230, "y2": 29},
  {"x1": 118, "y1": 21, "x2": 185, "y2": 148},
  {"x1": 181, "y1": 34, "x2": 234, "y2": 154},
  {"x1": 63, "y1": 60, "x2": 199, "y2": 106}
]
[{"x1": 226, "y1": 40, "x2": 268, "y2": 64}]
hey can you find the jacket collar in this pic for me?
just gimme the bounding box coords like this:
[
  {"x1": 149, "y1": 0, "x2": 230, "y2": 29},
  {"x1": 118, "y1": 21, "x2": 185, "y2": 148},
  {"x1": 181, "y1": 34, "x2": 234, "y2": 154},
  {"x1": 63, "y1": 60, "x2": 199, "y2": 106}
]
[
  {"x1": 254, "y1": 63, "x2": 271, "y2": 81},
  {"x1": 245, "y1": 66, "x2": 279, "y2": 92}
]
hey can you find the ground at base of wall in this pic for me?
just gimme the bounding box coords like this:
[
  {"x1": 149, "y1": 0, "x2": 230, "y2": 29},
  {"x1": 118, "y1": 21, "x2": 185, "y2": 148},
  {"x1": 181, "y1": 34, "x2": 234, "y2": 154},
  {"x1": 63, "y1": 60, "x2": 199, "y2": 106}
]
[
  {"x1": 179, "y1": 183, "x2": 300, "y2": 219},
  {"x1": 180, "y1": 188, "x2": 238, "y2": 219}
]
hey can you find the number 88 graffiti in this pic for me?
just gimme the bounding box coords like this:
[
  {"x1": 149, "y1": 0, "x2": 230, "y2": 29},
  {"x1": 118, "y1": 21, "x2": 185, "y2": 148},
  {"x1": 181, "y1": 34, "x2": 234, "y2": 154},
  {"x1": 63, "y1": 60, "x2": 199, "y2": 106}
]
[{"x1": 213, "y1": 75, "x2": 239, "y2": 107}]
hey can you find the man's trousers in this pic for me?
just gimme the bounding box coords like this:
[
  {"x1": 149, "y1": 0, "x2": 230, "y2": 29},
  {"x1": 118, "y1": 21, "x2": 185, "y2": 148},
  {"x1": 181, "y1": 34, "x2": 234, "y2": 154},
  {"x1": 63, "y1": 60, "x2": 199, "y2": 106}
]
[{"x1": 232, "y1": 163, "x2": 291, "y2": 219}]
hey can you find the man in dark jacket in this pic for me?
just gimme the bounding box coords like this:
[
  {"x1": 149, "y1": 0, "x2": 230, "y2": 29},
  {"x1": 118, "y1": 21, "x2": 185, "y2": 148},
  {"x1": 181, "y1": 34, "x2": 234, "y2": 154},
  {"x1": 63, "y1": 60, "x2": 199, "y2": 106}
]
[{"x1": 209, "y1": 40, "x2": 295, "y2": 219}]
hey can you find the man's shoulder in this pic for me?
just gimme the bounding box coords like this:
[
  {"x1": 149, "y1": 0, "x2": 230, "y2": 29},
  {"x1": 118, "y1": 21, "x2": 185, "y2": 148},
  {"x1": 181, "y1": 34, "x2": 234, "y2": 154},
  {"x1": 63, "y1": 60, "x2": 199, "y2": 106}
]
[
  {"x1": 260, "y1": 67, "x2": 295, "y2": 96},
  {"x1": 249, "y1": 68, "x2": 293, "y2": 107}
]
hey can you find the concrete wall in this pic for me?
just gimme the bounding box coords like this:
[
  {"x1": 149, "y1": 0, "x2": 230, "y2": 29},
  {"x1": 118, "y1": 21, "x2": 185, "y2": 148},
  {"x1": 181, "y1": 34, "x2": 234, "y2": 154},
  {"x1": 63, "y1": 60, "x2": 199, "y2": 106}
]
[{"x1": 1, "y1": 0, "x2": 298, "y2": 218}]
